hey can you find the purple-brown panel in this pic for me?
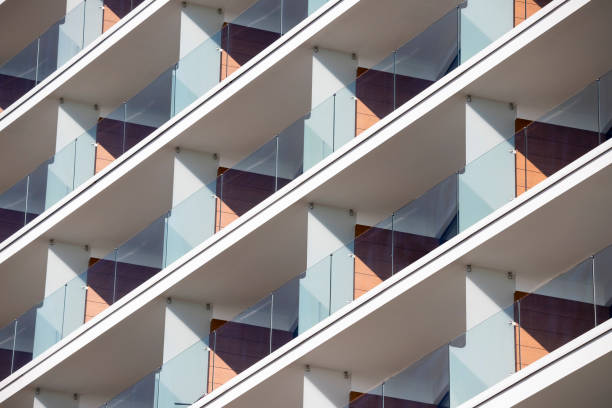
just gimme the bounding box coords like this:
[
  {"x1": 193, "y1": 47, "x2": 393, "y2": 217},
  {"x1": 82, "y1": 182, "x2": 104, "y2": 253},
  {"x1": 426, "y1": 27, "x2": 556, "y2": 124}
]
[
  {"x1": 0, "y1": 209, "x2": 28, "y2": 242},
  {"x1": 220, "y1": 23, "x2": 281, "y2": 80},
  {"x1": 0, "y1": 74, "x2": 35, "y2": 111},
  {"x1": 519, "y1": 121, "x2": 599, "y2": 190}
]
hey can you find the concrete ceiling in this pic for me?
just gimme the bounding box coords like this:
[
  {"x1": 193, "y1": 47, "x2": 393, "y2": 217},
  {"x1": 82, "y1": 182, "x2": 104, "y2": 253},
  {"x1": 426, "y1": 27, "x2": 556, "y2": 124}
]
[{"x1": 0, "y1": 0, "x2": 66, "y2": 66}]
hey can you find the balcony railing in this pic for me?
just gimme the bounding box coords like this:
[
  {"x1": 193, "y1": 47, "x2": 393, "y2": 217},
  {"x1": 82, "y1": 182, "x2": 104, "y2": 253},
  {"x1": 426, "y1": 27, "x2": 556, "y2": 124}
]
[
  {"x1": 92, "y1": 69, "x2": 612, "y2": 406},
  {"x1": 348, "y1": 244, "x2": 612, "y2": 408},
  {"x1": 0, "y1": 0, "x2": 146, "y2": 112},
  {"x1": 0, "y1": 0, "x2": 608, "y2": 388}
]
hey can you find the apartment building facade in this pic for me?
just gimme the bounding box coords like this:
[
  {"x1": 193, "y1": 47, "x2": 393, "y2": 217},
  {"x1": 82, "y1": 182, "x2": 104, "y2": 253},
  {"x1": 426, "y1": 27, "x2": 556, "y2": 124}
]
[{"x1": 0, "y1": 0, "x2": 610, "y2": 406}]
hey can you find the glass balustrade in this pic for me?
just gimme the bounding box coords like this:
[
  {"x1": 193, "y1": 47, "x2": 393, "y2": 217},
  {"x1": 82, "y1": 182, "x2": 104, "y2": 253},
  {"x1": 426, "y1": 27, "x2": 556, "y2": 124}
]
[
  {"x1": 0, "y1": 0, "x2": 609, "y2": 385},
  {"x1": 0, "y1": 0, "x2": 146, "y2": 112},
  {"x1": 0, "y1": 0, "x2": 330, "y2": 243},
  {"x1": 347, "y1": 244, "x2": 612, "y2": 408},
  {"x1": 95, "y1": 69, "x2": 612, "y2": 405},
  {"x1": 0, "y1": 0, "x2": 553, "y2": 244}
]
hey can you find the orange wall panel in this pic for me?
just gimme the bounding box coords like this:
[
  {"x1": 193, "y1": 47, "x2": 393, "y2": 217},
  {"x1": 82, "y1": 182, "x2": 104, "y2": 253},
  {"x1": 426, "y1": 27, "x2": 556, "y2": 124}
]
[{"x1": 103, "y1": 6, "x2": 120, "y2": 32}]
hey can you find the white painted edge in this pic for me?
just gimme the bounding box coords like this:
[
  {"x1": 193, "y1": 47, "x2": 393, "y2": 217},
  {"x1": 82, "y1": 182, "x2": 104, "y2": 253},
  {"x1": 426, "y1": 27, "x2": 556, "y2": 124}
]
[
  {"x1": 0, "y1": 0, "x2": 165, "y2": 127},
  {"x1": 0, "y1": 0, "x2": 596, "y2": 401},
  {"x1": 0, "y1": 0, "x2": 352, "y2": 259},
  {"x1": 464, "y1": 320, "x2": 612, "y2": 408}
]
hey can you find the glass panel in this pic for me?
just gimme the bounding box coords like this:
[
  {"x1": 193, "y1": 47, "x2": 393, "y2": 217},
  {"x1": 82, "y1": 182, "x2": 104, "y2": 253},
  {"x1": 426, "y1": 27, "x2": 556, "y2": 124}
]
[
  {"x1": 157, "y1": 340, "x2": 209, "y2": 407},
  {"x1": 303, "y1": 96, "x2": 334, "y2": 172},
  {"x1": 174, "y1": 32, "x2": 222, "y2": 115},
  {"x1": 517, "y1": 258, "x2": 595, "y2": 370},
  {"x1": 524, "y1": 81, "x2": 600, "y2": 190},
  {"x1": 233, "y1": 0, "x2": 282, "y2": 34},
  {"x1": 85, "y1": 251, "x2": 117, "y2": 322},
  {"x1": 600, "y1": 71, "x2": 612, "y2": 142},
  {"x1": 83, "y1": 0, "x2": 104, "y2": 46},
  {"x1": 217, "y1": 139, "x2": 277, "y2": 230},
  {"x1": 104, "y1": 369, "x2": 159, "y2": 408},
  {"x1": 124, "y1": 67, "x2": 174, "y2": 152},
  {"x1": 25, "y1": 160, "x2": 50, "y2": 223},
  {"x1": 330, "y1": 242, "x2": 355, "y2": 314},
  {"x1": 114, "y1": 217, "x2": 166, "y2": 303},
  {"x1": 460, "y1": 0, "x2": 513, "y2": 63},
  {"x1": 276, "y1": 118, "x2": 306, "y2": 189},
  {"x1": 394, "y1": 7, "x2": 458, "y2": 107},
  {"x1": 333, "y1": 83, "x2": 357, "y2": 150},
  {"x1": 384, "y1": 345, "x2": 450, "y2": 407},
  {"x1": 0, "y1": 41, "x2": 38, "y2": 109},
  {"x1": 95, "y1": 105, "x2": 126, "y2": 174},
  {"x1": 0, "y1": 321, "x2": 16, "y2": 379},
  {"x1": 73, "y1": 131, "x2": 97, "y2": 187},
  {"x1": 13, "y1": 307, "x2": 37, "y2": 372},
  {"x1": 355, "y1": 53, "x2": 395, "y2": 137},
  {"x1": 224, "y1": 0, "x2": 282, "y2": 80},
  {"x1": 62, "y1": 272, "x2": 88, "y2": 337},
  {"x1": 595, "y1": 245, "x2": 612, "y2": 326},
  {"x1": 392, "y1": 174, "x2": 457, "y2": 274},
  {"x1": 44, "y1": 139, "x2": 77, "y2": 210},
  {"x1": 0, "y1": 177, "x2": 28, "y2": 242},
  {"x1": 31, "y1": 285, "x2": 67, "y2": 358},
  {"x1": 298, "y1": 255, "x2": 331, "y2": 335},
  {"x1": 211, "y1": 296, "x2": 272, "y2": 390},
  {"x1": 449, "y1": 304, "x2": 515, "y2": 407},
  {"x1": 56, "y1": 2, "x2": 87, "y2": 70},
  {"x1": 282, "y1": 0, "x2": 309, "y2": 34},
  {"x1": 37, "y1": 24, "x2": 61, "y2": 85},
  {"x1": 165, "y1": 181, "x2": 217, "y2": 267},
  {"x1": 271, "y1": 275, "x2": 300, "y2": 352},
  {"x1": 349, "y1": 383, "x2": 384, "y2": 408},
  {"x1": 459, "y1": 135, "x2": 516, "y2": 232}
]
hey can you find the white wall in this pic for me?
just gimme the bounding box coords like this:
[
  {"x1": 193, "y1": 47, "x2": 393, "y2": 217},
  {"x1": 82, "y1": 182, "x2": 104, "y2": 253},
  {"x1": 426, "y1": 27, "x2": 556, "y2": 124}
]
[
  {"x1": 163, "y1": 298, "x2": 212, "y2": 362},
  {"x1": 55, "y1": 99, "x2": 99, "y2": 152},
  {"x1": 303, "y1": 366, "x2": 350, "y2": 408},
  {"x1": 171, "y1": 148, "x2": 218, "y2": 206}
]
